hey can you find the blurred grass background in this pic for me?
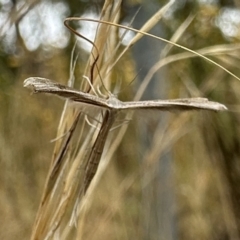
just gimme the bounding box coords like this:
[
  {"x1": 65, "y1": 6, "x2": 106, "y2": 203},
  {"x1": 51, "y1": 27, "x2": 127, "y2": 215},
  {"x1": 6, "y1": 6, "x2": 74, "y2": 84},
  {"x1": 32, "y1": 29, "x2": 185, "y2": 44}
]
[{"x1": 1, "y1": 0, "x2": 240, "y2": 239}]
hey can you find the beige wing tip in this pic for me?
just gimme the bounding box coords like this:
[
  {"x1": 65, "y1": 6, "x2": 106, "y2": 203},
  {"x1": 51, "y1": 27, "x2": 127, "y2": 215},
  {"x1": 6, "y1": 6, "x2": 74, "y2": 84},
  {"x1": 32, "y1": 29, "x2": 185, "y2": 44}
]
[
  {"x1": 23, "y1": 77, "x2": 43, "y2": 90},
  {"x1": 215, "y1": 103, "x2": 228, "y2": 111},
  {"x1": 23, "y1": 77, "x2": 34, "y2": 88},
  {"x1": 24, "y1": 77, "x2": 48, "y2": 85},
  {"x1": 196, "y1": 98, "x2": 228, "y2": 111},
  {"x1": 23, "y1": 77, "x2": 40, "y2": 93},
  {"x1": 24, "y1": 77, "x2": 55, "y2": 92}
]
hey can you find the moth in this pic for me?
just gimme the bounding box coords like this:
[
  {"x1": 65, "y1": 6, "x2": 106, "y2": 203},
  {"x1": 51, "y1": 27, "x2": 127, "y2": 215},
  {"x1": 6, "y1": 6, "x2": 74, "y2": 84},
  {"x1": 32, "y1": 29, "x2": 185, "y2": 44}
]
[
  {"x1": 24, "y1": 77, "x2": 227, "y2": 192},
  {"x1": 24, "y1": 77, "x2": 227, "y2": 112}
]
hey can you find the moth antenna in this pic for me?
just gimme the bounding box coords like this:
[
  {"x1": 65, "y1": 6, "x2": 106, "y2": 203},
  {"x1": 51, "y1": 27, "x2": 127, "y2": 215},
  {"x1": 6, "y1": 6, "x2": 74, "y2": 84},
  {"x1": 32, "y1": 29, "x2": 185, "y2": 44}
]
[{"x1": 114, "y1": 68, "x2": 142, "y2": 96}]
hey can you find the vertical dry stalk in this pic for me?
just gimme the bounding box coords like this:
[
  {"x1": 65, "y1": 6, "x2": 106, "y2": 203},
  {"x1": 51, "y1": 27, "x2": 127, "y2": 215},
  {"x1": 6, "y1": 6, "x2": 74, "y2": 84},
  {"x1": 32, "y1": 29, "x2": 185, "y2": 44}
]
[
  {"x1": 30, "y1": 1, "x2": 124, "y2": 240},
  {"x1": 27, "y1": 1, "x2": 239, "y2": 239}
]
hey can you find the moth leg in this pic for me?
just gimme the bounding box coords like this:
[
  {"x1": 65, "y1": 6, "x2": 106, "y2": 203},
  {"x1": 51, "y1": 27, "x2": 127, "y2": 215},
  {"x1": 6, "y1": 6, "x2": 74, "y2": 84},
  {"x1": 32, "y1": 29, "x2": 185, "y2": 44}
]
[
  {"x1": 84, "y1": 115, "x2": 101, "y2": 131},
  {"x1": 82, "y1": 75, "x2": 98, "y2": 96},
  {"x1": 96, "y1": 85, "x2": 107, "y2": 98},
  {"x1": 110, "y1": 118, "x2": 131, "y2": 131},
  {"x1": 50, "y1": 132, "x2": 69, "y2": 143}
]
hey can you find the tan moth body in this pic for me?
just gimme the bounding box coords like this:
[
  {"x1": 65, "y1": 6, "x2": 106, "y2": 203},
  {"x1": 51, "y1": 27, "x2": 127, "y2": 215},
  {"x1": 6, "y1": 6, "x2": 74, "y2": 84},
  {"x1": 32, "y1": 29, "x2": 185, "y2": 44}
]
[
  {"x1": 24, "y1": 77, "x2": 227, "y2": 193},
  {"x1": 24, "y1": 77, "x2": 227, "y2": 112}
]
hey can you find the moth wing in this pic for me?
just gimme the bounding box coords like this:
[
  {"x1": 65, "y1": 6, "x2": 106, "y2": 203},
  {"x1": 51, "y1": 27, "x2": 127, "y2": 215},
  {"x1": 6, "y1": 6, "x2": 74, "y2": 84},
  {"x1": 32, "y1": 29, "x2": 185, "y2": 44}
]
[
  {"x1": 121, "y1": 98, "x2": 227, "y2": 111},
  {"x1": 24, "y1": 77, "x2": 109, "y2": 108}
]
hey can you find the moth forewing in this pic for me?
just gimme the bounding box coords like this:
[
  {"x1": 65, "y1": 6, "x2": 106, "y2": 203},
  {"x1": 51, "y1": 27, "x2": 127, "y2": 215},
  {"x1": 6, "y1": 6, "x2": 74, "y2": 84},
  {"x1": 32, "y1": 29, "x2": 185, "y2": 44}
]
[
  {"x1": 120, "y1": 98, "x2": 227, "y2": 111},
  {"x1": 24, "y1": 77, "x2": 228, "y2": 112},
  {"x1": 83, "y1": 109, "x2": 117, "y2": 193},
  {"x1": 23, "y1": 77, "x2": 227, "y2": 194},
  {"x1": 24, "y1": 77, "x2": 110, "y2": 109}
]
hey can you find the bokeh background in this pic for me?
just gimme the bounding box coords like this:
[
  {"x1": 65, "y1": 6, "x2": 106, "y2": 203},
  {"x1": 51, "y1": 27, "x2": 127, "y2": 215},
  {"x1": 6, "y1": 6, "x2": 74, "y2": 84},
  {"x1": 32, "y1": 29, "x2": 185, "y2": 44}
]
[{"x1": 1, "y1": 0, "x2": 240, "y2": 239}]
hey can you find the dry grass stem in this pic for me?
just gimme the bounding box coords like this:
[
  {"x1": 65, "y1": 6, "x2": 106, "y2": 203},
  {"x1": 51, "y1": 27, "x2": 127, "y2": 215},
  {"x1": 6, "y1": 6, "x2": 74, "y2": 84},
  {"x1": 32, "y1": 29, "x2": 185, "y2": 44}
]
[{"x1": 22, "y1": 1, "x2": 237, "y2": 239}]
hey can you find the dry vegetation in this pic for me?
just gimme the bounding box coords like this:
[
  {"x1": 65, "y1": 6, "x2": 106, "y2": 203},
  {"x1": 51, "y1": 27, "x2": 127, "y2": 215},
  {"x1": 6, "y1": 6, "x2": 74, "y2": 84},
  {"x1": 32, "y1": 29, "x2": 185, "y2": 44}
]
[{"x1": 1, "y1": 0, "x2": 240, "y2": 240}]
